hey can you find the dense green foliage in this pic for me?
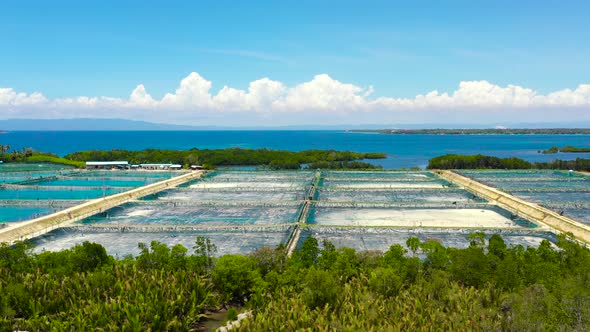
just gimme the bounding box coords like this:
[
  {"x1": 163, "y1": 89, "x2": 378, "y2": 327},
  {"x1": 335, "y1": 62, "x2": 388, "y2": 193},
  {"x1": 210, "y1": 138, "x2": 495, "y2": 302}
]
[
  {"x1": 306, "y1": 160, "x2": 383, "y2": 170},
  {"x1": 0, "y1": 144, "x2": 34, "y2": 162},
  {"x1": 2, "y1": 233, "x2": 590, "y2": 330},
  {"x1": 65, "y1": 148, "x2": 386, "y2": 170},
  {"x1": 241, "y1": 233, "x2": 590, "y2": 331},
  {"x1": 541, "y1": 146, "x2": 559, "y2": 154},
  {"x1": 0, "y1": 143, "x2": 85, "y2": 167},
  {"x1": 428, "y1": 154, "x2": 533, "y2": 169},
  {"x1": 0, "y1": 239, "x2": 218, "y2": 331},
  {"x1": 428, "y1": 153, "x2": 590, "y2": 171},
  {"x1": 541, "y1": 146, "x2": 590, "y2": 154},
  {"x1": 558, "y1": 145, "x2": 590, "y2": 153},
  {"x1": 25, "y1": 154, "x2": 85, "y2": 168},
  {"x1": 537, "y1": 158, "x2": 590, "y2": 171}
]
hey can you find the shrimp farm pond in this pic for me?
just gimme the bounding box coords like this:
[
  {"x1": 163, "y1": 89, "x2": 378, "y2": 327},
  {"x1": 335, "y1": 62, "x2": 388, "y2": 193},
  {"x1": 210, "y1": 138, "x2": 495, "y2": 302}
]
[
  {"x1": 457, "y1": 170, "x2": 590, "y2": 225},
  {"x1": 0, "y1": 163, "x2": 182, "y2": 223},
  {"x1": 0, "y1": 166, "x2": 569, "y2": 257}
]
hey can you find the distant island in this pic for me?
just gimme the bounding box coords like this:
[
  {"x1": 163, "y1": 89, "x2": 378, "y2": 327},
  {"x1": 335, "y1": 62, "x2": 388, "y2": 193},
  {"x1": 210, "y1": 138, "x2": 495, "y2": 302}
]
[
  {"x1": 349, "y1": 128, "x2": 590, "y2": 135},
  {"x1": 427, "y1": 154, "x2": 590, "y2": 171},
  {"x1": 541, "y1": 146, "x2": 590, "y2": 154}
]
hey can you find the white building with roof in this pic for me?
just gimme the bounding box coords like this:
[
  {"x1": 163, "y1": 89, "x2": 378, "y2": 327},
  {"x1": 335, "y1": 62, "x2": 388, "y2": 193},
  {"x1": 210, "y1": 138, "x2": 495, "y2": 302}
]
[
  {"x1": 139, "y1": 163, "x2": 183, "y2": 170},
  {"x1": 86, "y1": 161, "x2": 129, "y2": 169}
]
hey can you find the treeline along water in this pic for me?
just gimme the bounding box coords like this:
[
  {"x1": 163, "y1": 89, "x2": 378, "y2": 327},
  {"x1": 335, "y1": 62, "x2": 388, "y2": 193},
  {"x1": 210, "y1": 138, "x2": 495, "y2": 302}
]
[{"x1": 2, "y1": 131, "x2": 590, "y2": 169}]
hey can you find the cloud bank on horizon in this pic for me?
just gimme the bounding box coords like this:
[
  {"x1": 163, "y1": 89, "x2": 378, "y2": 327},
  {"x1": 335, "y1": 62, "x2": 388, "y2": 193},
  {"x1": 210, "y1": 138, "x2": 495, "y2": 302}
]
[{"x1": 1, "y1": 72, "x2": 589, "y2": 125}]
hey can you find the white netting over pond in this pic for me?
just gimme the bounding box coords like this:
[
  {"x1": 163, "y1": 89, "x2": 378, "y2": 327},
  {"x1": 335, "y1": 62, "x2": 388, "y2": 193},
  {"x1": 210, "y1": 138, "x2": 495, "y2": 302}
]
[
  {"x1": 322, "y1": 176, "x2": 439, "y2": 183},
  {"x1": 314, "y1": 202, "x2": 492, "y2": 209},
  {"x1": 458, "y1": 169, "x2": 586, "y2": 179},
  {"x1": 188, "y1": 181, "x2": 309, "y2": 189},
  {"x1": 81, "y1": 201, "x2": 303, "y2": 226},
  {"x1": 0, "y1": 163, "x2": 75, "y2": 172},
  {"x1": 32, "y1": 226, "x2": 293, "y2": 257},
  {"x1": 205, "y1": 171, "x2": 314, "y2": 181},
  {"x1": 308, "y1": 205, "x2": 536, "y2": 229},
  {"x1": 458, "y1": 170, "x2": 590, "y2": 190},
  {"x1": 17, "y1": 169, "x2": 555, "y2": 255},
  {"x1": 323, "y1": 171, "x2": 436, "y2": 179},
  {"x1": 319, "y1": 171, "x2": 451, "y2": 189},
  {"x1": 299, "y1": 227, "x2": 557, "y2": 252},
  {"x1": 0, "y1": 171, "x2": 80, "y2": 184},
  {"x1": 457, "y1": 170, "x2": 590, "y2": 225},
  {"x1": 147, "y1": 188, "x2": 306, "y2": 202},
  {"x1": 0, "y1": 167, "x2": 189, "y2": 222},
  {"x1": 184, "y1": 171, "x2": 313, "y2": 189},
  {"x1": 317, "y1": 188, "x2": 483, "y2": 203},
  {"x1": 0, "y1": 188, "x2": 122, "y2": 200}
]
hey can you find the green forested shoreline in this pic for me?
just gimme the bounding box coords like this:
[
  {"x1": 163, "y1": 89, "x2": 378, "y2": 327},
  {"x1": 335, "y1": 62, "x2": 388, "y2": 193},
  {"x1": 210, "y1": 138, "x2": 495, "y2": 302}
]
[
  {"x1": 1, "y1": 233, "x2": 590, "y2": 330},
  {"x1": 428, "y1": 154, "x2": 590, "y2": 171},
  {"x1": 0, "y1": 146, "x2": 386, "y2": 170},
  {"x1": 0, "y1": 145, "x2": 85, "y2": 168},
  {"x1": 6, "y1": 145, "x2": 590, "y2": 172},
  {"x1": 541, "y1": 145, "x2": 590, "y2": 154},
  {"x1": 65, "y1": 148, "x2": 386, "y2": 170}
]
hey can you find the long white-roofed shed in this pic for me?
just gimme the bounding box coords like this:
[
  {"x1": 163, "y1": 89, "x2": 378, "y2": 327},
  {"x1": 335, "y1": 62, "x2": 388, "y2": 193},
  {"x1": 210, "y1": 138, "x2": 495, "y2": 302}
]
[
  {"x1": 86, "y1": 161, "x2": 129, "y2": 169},
  {"x1": 140, "y1": 163, "x2": 182, "y2": 170}
]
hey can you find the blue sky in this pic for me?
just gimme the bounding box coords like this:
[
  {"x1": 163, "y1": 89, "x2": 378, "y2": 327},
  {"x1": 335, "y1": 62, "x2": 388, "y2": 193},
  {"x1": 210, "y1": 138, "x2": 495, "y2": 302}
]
[{"x1": 1, "y1": 0, "x2": 589, "y2": 126}]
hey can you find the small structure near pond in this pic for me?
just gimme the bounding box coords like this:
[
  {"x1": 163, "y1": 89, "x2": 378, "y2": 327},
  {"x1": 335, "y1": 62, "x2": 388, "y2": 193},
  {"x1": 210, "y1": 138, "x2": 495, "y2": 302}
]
[{"x1": 86, "y1": 161, "x2": 129, "y2": 169}]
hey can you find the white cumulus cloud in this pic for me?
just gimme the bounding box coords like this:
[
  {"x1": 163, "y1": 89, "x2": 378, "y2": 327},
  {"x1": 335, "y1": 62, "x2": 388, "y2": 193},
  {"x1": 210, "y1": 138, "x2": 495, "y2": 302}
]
[
  {"x1": 1, "y1": 72, "x2": 589, "y2": 125},
  {"x1": 160, "y1": 72, "x2": 213, "y2": 109},
  {"x1": 0, "y1": 88, "x2": 47, "y2": 106}
]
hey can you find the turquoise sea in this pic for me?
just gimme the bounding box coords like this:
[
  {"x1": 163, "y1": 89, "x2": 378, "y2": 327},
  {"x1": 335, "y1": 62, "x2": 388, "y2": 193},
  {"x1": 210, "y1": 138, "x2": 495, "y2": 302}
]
[{"x1": 2, "y1": 131, "x2": 590, "y2": 169}]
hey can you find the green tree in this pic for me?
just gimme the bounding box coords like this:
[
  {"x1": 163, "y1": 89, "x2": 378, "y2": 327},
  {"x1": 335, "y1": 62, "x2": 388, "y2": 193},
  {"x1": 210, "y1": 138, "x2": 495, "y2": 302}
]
[
  {"x1": 487, "y1": 234, "x2": 507, "y2": 257},
  {"x1": 369, "y1": 267, "x2": 402, "y2": 297},
  {"x1": 291, "y1": 237, "x2": 319, "y2": 269},
  {"x1": 302, "y1": 268, "x2": 340, "y2": 309},
  {"x1": 406, "y1": 237, "x2": 421, "y2": 256},
  {"x1": 212, "y1": 255, "x2": 262, "y2": 303},
  {"x1": 193, "y1": 236, "x2": 217, "y2": 272},
  {"x1": 70, "y1": 241, "x2": 110, "y2": 272}
]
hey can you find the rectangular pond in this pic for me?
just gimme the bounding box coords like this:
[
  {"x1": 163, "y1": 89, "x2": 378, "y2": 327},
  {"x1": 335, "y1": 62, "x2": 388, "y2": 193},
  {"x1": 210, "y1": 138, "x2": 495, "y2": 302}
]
[
  {"x1": 456, "y1": 170, "x2": 590, "y2": 225},
  {"x1": 0, "y1": 189, "x2": 123, "y2": 200},
  {"x1": 16, "y1": 169, "x2": 562, "y2": 256},
  {"x1": 0, "y1": 206, "x2": 63, "y2": 222},
  {"x1": 149, "y1": 188, "x2": 306, "y2": 202},
  {"x1": 81, "y1": 202, "x2": 302, "y2": 226},
  {"x1": 317, "y1": 188, "x2": 482, "y2": 203},
  {"x1": 299, "y1": 227, "x2": 557, "y2": 252},
  {"x1": 32, "y1": 226, "x2": 293, "y2": 257},
  {"x1": 308, "y1": 205, "x2": 536, "y2": 229}
]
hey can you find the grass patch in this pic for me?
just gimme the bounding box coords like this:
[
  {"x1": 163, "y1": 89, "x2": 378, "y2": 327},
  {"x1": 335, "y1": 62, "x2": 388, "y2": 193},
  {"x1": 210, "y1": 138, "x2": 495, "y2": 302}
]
[{"x1": 26, "y1": 154, "x2": 86, "y2": 168}]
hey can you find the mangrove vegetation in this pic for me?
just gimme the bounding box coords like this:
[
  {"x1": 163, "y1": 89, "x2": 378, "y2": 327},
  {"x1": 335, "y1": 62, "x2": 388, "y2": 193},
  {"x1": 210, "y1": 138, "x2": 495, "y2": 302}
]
[
  {"x1": 541, "y1": 146, "x2": 590, "y2": 154},
  {"x1": 0, "y1": 144, "x2": 85, "y2": 168},
  {"x1": 65, "y1": 148, "x2": 386, "y2": 170},
  {"x1": 1, "y1": 233, "x2": 590, "y2": 330},
  {"x1": 428, "y1": 154, "x2": 590, "y2": 171}
]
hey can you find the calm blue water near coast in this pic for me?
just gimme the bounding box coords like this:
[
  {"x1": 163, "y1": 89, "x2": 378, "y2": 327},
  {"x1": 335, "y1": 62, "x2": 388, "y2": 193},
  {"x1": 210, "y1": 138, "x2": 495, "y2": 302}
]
[{"x1": 2, "y1": 131, "x2": 590, "y2": 169}]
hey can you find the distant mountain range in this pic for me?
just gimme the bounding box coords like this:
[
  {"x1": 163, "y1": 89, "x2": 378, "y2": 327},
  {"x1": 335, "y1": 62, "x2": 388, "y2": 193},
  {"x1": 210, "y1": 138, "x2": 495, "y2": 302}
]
[
  {"x1": 0, "y1": 119, "x2": 208, "y2": 131},
  {"x1": 1, "y1": 118, "x2": 590, "y2": 131}
]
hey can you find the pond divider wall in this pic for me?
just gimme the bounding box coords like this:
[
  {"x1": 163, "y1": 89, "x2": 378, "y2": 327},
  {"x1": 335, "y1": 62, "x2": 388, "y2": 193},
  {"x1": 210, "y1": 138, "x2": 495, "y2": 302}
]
[
  {"x1": 286, "y1": 171, "x2": 321, "y2": 256},
  {"x1": 0, "y1": 171, "x2": 205, "y2": 244},
  {"x1": 435, "y1": 170, "x2": 590, "y2": 244}
]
